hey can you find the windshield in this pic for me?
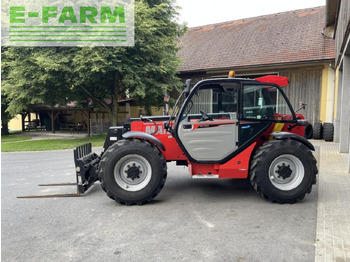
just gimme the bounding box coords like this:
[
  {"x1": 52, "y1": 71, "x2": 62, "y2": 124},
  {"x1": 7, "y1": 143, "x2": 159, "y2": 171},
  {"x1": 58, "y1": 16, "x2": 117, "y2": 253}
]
[
  {"x1": 180, "y1": 83, "x2": 238, "y2": 121},
  {"x1": 242, "y1": 84, "x2": 294, "y2": 120}
]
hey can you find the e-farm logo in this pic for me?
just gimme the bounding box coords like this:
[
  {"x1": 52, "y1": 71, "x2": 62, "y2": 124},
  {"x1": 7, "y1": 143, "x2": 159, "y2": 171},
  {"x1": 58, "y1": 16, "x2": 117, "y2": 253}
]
[{"x1": 1, "y1": 0, "x2": 134, "y2": 46}]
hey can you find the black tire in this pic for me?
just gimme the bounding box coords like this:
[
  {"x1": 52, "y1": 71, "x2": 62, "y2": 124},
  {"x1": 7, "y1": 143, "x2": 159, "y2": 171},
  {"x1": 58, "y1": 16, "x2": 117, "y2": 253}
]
[
  {"x1": 313, "y1": 122, "x2": 323, "y2": 139},
  {"x1": 323, "y1": 122, "x2": 334, "y2": 142},
  {"x1": 99, "y1": 139, "x2": 167, "y2": 205},
  {"x1": 304, "y1": 124, "x2": 313, "y2": 139},
  {"x1": 249, "y1": 139, "x2": 318, "y2": 203}
]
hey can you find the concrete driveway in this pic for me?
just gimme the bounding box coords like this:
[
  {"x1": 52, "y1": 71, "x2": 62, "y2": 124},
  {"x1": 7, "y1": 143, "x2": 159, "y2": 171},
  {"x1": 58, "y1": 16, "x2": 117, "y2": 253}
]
[{"x1": 1, "y1": 149, "x2": 318, "y2": 262}]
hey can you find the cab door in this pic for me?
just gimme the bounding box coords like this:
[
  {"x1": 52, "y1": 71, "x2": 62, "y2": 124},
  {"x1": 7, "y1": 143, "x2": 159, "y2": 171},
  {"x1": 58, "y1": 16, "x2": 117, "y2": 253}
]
[{"x1": 176, "y1": 83, "x2": 239, "y2": 162}]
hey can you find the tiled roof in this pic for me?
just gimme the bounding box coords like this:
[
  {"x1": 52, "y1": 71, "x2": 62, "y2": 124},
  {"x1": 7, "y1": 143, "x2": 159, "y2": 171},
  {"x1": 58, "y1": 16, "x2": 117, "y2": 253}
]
[{"x1": 177, "y1": 6, "x2": 335, "y2": 73}]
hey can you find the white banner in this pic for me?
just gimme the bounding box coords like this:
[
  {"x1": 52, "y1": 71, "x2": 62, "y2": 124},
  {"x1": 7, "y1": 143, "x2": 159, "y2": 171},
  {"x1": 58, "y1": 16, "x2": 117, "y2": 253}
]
[{"x1": 1, "y1": 0, "x2": 134, "y2": 46}]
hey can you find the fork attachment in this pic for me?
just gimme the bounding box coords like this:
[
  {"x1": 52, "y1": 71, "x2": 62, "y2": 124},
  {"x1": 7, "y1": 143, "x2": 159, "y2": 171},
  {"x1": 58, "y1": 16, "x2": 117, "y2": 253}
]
[{"x1": 74, "y1": 143, "x2": 101, "y2": 194}]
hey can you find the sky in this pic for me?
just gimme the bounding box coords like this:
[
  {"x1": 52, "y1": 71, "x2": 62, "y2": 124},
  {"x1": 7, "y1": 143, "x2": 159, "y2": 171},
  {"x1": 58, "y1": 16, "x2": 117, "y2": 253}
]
[{"x1": 176, "y1": 0, "x2": 326, "y2": 27}]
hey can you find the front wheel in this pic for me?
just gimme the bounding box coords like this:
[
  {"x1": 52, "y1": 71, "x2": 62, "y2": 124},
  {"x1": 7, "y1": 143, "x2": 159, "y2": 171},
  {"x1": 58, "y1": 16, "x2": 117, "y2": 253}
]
[
  {"x1": 99, "y1": 139, "x2": 167, "y2": 205},
  {"x1": 249, "y1": 139, "x2": 318, "y2": 203}
]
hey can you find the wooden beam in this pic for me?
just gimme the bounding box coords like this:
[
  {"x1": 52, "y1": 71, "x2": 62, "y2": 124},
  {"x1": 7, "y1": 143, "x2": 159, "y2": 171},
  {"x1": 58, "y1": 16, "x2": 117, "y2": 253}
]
[
  {"x1": 81, "y1": 110, "x2": 88, "y2": 119},
  {"x1": 87, "y1": 111, "x2": 90, "y2": 135},
  {"x1": 50, "y1": 111, "x2": 55, "y2": 133},
  {"x1": 80, "y1": 110, "x2": 91, "y2": 135},
  {"x1": 49, "y1": 111, "x2": 59, "y2": 133}
]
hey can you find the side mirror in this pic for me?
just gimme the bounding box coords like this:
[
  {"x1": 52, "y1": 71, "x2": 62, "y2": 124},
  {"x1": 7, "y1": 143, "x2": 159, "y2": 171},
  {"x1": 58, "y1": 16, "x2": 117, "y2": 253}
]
[
  {"x1": 183, "y1": 79, "x2": 191, "y2": 97},
  {"x1": 298, "y1": 102, "x2": 307, "y2": 110},
  {"x1": 295, "y1": 102, "x2": 307, "y2": 113}
]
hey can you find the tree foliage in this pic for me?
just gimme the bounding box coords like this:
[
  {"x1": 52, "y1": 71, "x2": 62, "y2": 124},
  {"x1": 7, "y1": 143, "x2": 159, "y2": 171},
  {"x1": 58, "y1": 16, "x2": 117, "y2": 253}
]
[{"x1": 2, "y1": 0, "x2": 186, "y2": 125}]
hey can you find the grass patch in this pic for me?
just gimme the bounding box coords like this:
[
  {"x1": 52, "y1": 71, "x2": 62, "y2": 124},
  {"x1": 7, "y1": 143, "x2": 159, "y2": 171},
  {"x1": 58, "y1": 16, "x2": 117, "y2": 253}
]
[
  {"x1": 1, "y1": 136, "x2": 32, "y2": 143},
  {"x1": 1, "y1": 135, "x2": 106, "y2": 152},
  {"x1": 9, "y1": 130, "x2": 22, "y2": 134}
]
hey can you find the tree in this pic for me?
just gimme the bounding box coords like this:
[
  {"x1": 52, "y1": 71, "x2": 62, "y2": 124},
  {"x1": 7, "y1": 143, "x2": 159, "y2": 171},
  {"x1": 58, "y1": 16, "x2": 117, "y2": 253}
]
[
  {"x1": 1, "y1": 47, "x2": 15, "y2": 135},
  {"x1": 1, "y1": 93, "x2": 12, "y2": 135},
  {"x1": 2, "y1": 0, "x2": 186, "y2": 125},
  {"x1": 2, "y1": 47, "x2": 76, "y2": 113}
]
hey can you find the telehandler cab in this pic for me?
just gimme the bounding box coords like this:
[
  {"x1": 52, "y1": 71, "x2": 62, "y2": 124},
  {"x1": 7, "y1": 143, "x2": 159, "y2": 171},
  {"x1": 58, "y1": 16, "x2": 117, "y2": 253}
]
[{"x1": 69, "y1": 72, "x2": 318, "y2": 205}]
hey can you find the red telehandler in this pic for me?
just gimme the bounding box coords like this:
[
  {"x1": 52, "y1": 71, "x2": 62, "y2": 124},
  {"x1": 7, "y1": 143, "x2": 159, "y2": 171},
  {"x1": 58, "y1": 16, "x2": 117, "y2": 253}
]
[{"x1": 69, "y1": 72, "x2": 318, "y2": 205}]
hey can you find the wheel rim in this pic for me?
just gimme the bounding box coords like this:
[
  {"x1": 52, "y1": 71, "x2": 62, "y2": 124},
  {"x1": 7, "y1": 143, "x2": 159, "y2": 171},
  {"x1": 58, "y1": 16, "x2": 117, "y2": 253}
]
[
  {"x1": 114, "y1": 154, "x2": 152, "y2": 192},
  {"x1": 268, "y1": 154, "x2": 304, "y2": 191}
]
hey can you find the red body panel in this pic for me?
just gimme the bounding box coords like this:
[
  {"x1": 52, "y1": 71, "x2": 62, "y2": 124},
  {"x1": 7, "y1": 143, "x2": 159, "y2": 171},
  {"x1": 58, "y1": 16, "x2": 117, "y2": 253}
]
[
  {"x1": 188, "y1": 143, "x2": 256, "y2": 178},
  {"x1": 255, "y1": 75, "x2": 289, "y2": 87},
  {"x1": 130, "y1": 121, "x2": 187, "y2": 161},
  {"x1": 278, "y1": 114, "x2": 306, "y2": 137}
]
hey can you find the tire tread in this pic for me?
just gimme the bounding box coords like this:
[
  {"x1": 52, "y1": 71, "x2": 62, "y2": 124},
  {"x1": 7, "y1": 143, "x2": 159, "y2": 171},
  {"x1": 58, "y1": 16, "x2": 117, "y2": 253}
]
[
  {"x1": 99, "y1": 139, "x2": 167, "y2": 206},
  {"x1": 249, "y1": 139, "x2": 318, "y2": 204}
]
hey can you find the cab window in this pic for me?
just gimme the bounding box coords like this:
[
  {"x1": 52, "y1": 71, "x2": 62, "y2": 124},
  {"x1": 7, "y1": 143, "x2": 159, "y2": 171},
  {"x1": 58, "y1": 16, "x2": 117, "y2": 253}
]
[
  {"x1": 242, "y1": 85, "x2": 293, "y2": 120},
  {"x1": 181, "y1": 84, "x2": 238, "y2": 121}
]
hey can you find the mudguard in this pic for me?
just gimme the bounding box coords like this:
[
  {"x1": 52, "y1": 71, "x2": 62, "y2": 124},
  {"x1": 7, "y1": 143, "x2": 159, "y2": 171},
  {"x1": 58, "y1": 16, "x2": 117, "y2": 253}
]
[
  {"x1": 122, "y1": 131, "x2": 166, "y2": 151},
  {"x1": 270, "y1": 131, "x2": 315, "y2": 151}
]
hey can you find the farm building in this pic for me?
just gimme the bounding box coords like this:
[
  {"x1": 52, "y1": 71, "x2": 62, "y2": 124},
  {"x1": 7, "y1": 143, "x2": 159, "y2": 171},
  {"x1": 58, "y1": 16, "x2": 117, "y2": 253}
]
[{"x1": 177, "y1": 6, "x2": 335, "y2": 129}]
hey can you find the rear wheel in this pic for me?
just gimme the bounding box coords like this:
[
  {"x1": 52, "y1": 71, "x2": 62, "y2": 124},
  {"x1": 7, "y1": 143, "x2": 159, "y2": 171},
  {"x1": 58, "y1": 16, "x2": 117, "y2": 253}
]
[
  {"x1": 249, "y1": 140, "x2": 317, "y2": 203},
  {"x1": 99, "y1": 139, "x2": 167, "y2": 205}
]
